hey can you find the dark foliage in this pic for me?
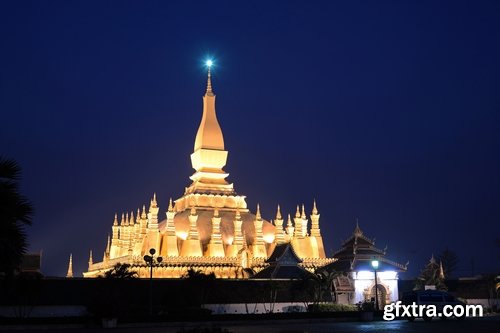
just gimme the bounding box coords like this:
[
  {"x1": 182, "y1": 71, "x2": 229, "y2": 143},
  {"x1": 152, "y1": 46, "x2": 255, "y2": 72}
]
[
  {"x1": 102, "y1": 263, "x2": 138, "y2": 279},
  {"x1": 0, "y1": 157, "x2": 34, "y2": 277},
  {"x1": 437, "y1": 247, "x2": 459, "y2": 278}
]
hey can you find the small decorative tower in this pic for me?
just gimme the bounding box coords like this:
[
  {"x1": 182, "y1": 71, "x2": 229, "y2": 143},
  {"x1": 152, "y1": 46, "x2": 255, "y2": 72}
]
[
  {"x1": 180, "y1": 206, "x2": 203, "y2": 257},
  {"x1": 309, "y1": 199, "x2": 325, "y2": 258},
  {"x1": 110, "y1": 213, "x2": 119, "y2": 258},
  {"x1": 160, "y1": 198, "x2": 179, "y2": 257},
  {"x1": 207, "y1": 208, "x2": 225, "y2": 257},
  {"x1": 88, "y1": 250, "x2": 93, "y2": 271},
  {"x1": 293, "y1": 205, "x2": 303, "y2": 238},
  {"x1": 274, "y1": 204, "x2": 286, "y2": 244},
  {"x1": 285, "y1": 214, "x2": 295, "y2": 241},
  {"x1": 66, "y1": 254, "x2": 73, "y2": 278},
  {"x1": 145, "y1": 194, "x2": 161, "y2": 254},
  {"x1": 252, "y1": 204, "x2": 267, "y2": 258}
]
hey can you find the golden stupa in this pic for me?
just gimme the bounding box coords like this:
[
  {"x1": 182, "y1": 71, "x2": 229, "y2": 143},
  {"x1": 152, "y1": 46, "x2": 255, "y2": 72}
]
[{"x1": 83, "y1": 66, "x2": 333, "y2": 278}]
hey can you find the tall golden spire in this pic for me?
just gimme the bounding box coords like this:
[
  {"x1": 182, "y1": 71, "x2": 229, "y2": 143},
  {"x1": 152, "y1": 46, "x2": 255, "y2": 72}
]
[
  {"x1": 194, "y1": 63, "x2": 224, "y2": 152},
  {"x1": 188, "y1": 61, "x2": 233, "y2": 196}
]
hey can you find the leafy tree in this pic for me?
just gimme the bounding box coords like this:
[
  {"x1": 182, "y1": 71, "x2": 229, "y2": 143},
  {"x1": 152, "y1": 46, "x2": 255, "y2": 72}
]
[
  {"x1": 437, "y1": 247, "x2": 459, "y2": 278},
  {"x1": 293, "y1": 269, "x2": 341, "y2": 310},
  {"x1": 0, "y1": 157, "x2": 34, "y2": 277},
  {"x1": 102, "y1": 263, "x2": 138, "y2": 279}
]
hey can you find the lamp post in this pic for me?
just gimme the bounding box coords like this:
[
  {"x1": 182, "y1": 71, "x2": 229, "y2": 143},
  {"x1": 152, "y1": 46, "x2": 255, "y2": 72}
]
[
  {"x1": 371, "y1": 260, "x2": 379, "y2": 311},
  {"x1": 144, "y1": 248, "x2": 163, "y2": 317}
]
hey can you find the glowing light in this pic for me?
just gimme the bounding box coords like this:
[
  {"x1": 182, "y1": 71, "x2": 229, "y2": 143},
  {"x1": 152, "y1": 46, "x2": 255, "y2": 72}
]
[
  {"x1": 263, "y1": 233, "x2": 275, "y2": 244},
  {"x1": 225, "y1": 236, "x2": 234, "y2": 245},
  {"x1": 371, "y1": 260, "x2": 379, "y2": 269},
  {"x1": 176, "y1": 231, "x2": 188, "y2": 240},
  {"x1": 206, "y1": 59, "x2": 213, "y2": 67}
]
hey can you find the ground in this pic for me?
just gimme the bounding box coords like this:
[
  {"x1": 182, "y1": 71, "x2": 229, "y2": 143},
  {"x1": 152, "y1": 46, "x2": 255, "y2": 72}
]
[{"x1": 1, "y1": 316, "x2": 499, "y2": 333}]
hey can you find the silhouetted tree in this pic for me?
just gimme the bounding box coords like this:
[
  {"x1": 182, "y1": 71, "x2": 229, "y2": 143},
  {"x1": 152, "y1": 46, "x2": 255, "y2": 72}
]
[
  {"x1": 437, "y1": 247, "x2": 459, "y2": 278},
  {"x1": 182, "y1": 269, "x2": 216, "y2": 308},
  {"x1": 0, "y1": 157, "x2": 34, "y2": 277},
  {"x1": 414, "y1": 256, "x2": 447, "y2": 291},
  {"x1": 102, "y1": 263, "x2": 138, "y2": 279}
]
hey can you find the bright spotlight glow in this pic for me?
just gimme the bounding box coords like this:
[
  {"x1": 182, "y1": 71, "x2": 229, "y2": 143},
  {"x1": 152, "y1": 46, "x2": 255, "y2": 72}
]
[
  {"x1": 206, "y1": 59, "x2": 213, "y2": 67},
  {"x1": 371, "y1": 260, "x2": 379, "y2": 269}
]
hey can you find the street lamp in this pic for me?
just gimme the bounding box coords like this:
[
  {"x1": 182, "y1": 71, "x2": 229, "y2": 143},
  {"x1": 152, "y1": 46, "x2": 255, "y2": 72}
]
[
  {"x1": 144, "y1": 248, "x2": 163, "y2": 316},
  {"x1": 371, "y1": 260, "x2": 379, "y2": 311}
]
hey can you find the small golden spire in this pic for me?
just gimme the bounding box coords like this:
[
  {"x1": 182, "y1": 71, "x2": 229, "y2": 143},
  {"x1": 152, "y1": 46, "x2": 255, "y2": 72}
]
[
  {"x1": 120, "y1": 213, "x2": 125, "y2": 226},
  {"x1": 125, "y1": 212, "x2": 129, "y2": 226},
  {"x1": 106, "y1": 235, "x2": 111, "y2": 254},
  {"x1": 129, "y1": 211, "x2": 135, "y2": 225},
  {"x1": 206, "y1": 63, "x2": 214, "y2": 96},
  {"x1": 295, "y1": 205, "x2": 300, "y2": 218},
  {"x1": 287, "y1": 214, "x2": 293, "y2": 227},
  {"x1": 168, "y1": 197, "x2": 174, "y2": 212},
  {"x1": 276, "y1": 204, "x2": 282, "y2": 220},
  {"x1": 256, "y1": 203, "x2": 262, "y2": 220},
  {"x1": 151, "y1": 193, "x2": 158, "y2": 208},
  {"x1": 66, "y1": 254, "x2": 73, "y2": 278},
  {"x1": 301, "y1": 204, "x2": 306, "y2": 219},
  {"x1": 113, "y1": 213, "x2": 118, "y2": 226},
  {"x1": 141, "y1": 205, "x2": 147, "y2": 219},
  {"x1": 88, "y1": 250, "x2": 93, "y2": 266},
  {"x1": 312, "y1": 199, "x2": 318, "y2": 215}
]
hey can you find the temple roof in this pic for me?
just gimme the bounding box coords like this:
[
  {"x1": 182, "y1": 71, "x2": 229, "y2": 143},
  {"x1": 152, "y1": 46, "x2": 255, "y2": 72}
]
[
  {"x1": 326, "y1": 223, "x2": 408, "y2": 272},
  {"x1": 253, "y1": 243, "x2": 311, "y2": 279}
]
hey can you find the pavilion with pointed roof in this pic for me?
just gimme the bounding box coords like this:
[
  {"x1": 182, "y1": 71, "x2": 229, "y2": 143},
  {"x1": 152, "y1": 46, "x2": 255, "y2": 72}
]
[
  {"x1": 82, "y1": 64, "x2": 333, "y2": 279},
  {"x1": 320, "y1": 222, "x2": 408, "y2": 306}
]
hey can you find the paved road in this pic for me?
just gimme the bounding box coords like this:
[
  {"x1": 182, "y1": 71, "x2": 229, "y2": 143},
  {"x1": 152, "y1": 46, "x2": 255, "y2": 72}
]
[
  {"x1": 222, "y1": 316, "x2": 499, "y2": 333},
  {"x1": 1, "y1": 316, "x2": 499, "y2": 333}
]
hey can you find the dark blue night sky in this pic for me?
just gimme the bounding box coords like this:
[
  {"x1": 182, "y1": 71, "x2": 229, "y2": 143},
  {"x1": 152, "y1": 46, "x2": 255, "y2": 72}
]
[{"x1": 1, "y1": 0, "x2": 499, "y2": 277}]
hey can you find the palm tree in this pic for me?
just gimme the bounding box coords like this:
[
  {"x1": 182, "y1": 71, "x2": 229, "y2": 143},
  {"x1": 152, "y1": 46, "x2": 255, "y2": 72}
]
[{"x1": 0, "y1": 157, "x2": 34, "y2": 277}]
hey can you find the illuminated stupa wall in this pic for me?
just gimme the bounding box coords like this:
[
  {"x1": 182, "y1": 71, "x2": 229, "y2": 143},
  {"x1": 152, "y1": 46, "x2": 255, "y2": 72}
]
[{"x1": 83, "y1": 67, "x2": 333, "y2": 278}]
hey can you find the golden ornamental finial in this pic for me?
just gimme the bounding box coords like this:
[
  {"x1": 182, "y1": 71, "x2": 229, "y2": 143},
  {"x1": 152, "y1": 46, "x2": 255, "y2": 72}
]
[
  {"x1": 168, "y1": 197, "x2": 174, "y2": 212},
  {"x1": 276, "y1": 204, "x2": 282, "y2": 220},
  {"x1": 256, "y1": 203, "x2": 262, "y2": 220},
  {"x1": 206, "y1": 60, "x2": 214, "y2": 96},
  {"x1": 312, "y1": 199, "x2": 318, "y2": 215},
  {"x1": 130, "y1": 211, "x2": 135, "y2": 224},
  {"x1": 113, "y1": 213, "x2": 118, "y2": 226},
  {"x1": 141, "y1": 204, "x2": 147, "y2": 218},
  {"x1": 301, "y1": 204, "x2": 306, "y2": 219},
  {"x1": 151, "y1": 193, "x2": 158, "y2": 208},
  {"x1": 287, "y1": 214, "x2": 293, "y2": 226},
  {"x1": 295, "y1": 205, "x2": 300, "y2": 218},
  {"x1": 120, "y1": 213, "x2": 125, "y2": 226}
]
